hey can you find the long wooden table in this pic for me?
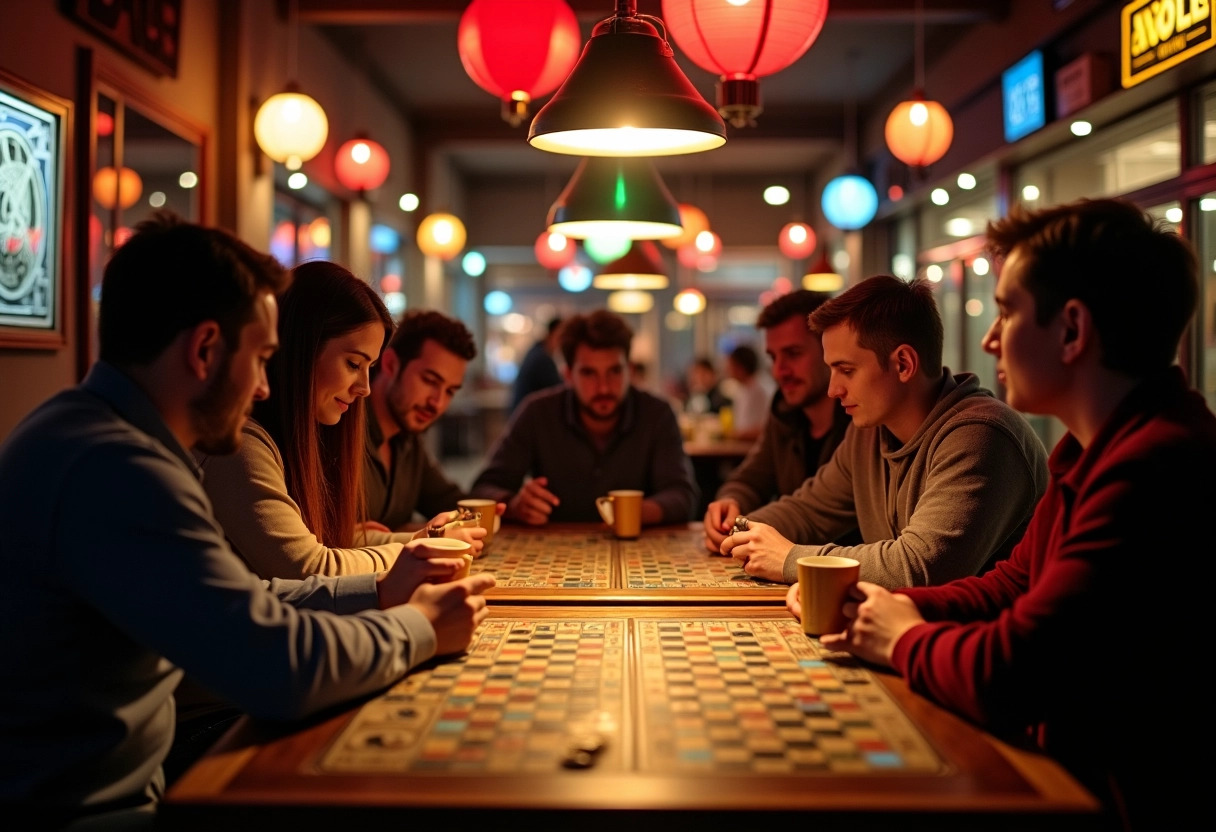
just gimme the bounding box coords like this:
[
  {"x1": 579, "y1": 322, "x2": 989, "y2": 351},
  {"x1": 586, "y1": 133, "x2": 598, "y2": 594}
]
[{"x1": 160, "y1": 526, "x2": 1100, "y2": 830}]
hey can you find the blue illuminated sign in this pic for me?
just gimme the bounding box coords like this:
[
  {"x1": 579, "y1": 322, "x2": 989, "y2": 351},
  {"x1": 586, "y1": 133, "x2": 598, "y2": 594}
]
[{"x1": 1002, "y1": 50, "x2": 1047, "y2": 143}]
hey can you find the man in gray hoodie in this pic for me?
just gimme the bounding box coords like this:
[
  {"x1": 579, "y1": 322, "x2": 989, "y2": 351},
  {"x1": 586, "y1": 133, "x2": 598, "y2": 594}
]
[{"x1": 720, "y1": 275, "x2": 1048, "y2": 589}]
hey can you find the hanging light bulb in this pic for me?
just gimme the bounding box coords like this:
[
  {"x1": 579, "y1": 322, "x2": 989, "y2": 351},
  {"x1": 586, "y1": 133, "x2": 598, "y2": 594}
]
[
  {"x1": 822, "y1": 175, "x2": 878, "y2": 231},
  {"x1": 534, "y1": 230, "x2": 576, "y2": 270},
  {"x1": 254, "y1": 86, "x2": 329, "y2": 170},
  {"x1": 594, "y1": 240, "x2": 669, "y2": 290},
  {"x1": 607, "y1": 289, "x2": 654, "y2": 313},
  {"x1": 674, "y1": 287, "x2": 706, "y2": 315},
  {"x1": 417, "y1": 212, "x2": 467, "y2": 261},
  {"x1": 778, "y1": 222, "x2": 816, "y2": 260},
  {"x1": 803, "y1": 251, "x2": 843, "y2": 293},
  {"x1": 333, "y1": 136, "x2": 391, "y2": 193},
  {"x1": 547, "y1": 157, "x2": 682, "y2": 240},
  {"x1": 884, "y1": 0, "x2": 953, "y2": 167}
]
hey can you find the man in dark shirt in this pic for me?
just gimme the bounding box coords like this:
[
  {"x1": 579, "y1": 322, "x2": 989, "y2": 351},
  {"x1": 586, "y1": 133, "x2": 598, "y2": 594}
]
[
  {"x1": 509, "y1": 316, "x2": 563, "y2": 413},
  {"x1": 470, "y1": 310, "x2": 697, "y2": 525},
  {"x1": 364, "y1": 310, "x2": 479, "y2": 530}
]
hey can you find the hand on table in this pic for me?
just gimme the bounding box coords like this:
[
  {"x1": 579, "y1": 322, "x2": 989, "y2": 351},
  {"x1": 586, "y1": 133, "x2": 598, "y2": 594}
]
[
  {"x1": 507, "y1": 477, "x2": 560, "y2": 525},
  {"x1": 803, "y1": 581, "x2": 923, "y2": 668},
  {"x1": 719, "y1": 520, "x2": 793, "y2": 583},
  {"x1": 702, "y1": 498, "x2": 741, "y2": 554},
  {"x1": 406, "y1": 573, "x2": 496, "y2": 656},
  {"x1": 376, "y1": 538, "x2": 475, "y2": 608}
]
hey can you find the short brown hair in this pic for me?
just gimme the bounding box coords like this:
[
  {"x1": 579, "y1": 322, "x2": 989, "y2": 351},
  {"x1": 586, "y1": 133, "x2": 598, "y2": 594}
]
[
  {"x1": 558, "y1": 310, "x2": 633, "y2": 367},
  {"x1": 808, "y1": 275, "x2": 943, "y2": 375},
  {"x1": 756, "y1": 289, "x2": 833, "y2": 330},
  {"x1": 386, "y1": 309, "x2": 477, "y2": 367}
]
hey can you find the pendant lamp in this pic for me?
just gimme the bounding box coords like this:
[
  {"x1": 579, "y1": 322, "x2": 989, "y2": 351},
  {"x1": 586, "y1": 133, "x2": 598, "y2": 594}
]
[
  {"x1": 534, "y1": 230, "x2": 577, "y2": 270},
  {"x1": 662, "y1": 0, "x2": 828, "y2": 128},
  {"x1": 334, "y1": 136, "x2": 390, "y2": 193},
  {"x1": 547, "y1": 157, "x2": 683, "y2": 240},
  {"x1": 528, "y1": 0, "x2": 726, "y2": 156},
  {"x1": 778, "y1": 222, "x2": 816, "y2": 260},
  {"x1": 884, "y1": 0, "x2": 953, "y2": 167},
  {"x1": 92, "y1": 166, "x2": 143, "y2": 210},
  {"x1": 253, "y1": 3, "x2": 327, "y2": 170},
  {"x1": 594, "y1": 240, "x2": 669, "y2": 290},
  {"x1": 416, "y1": 212, "x2": 467, "y2": 261},
  {"x1": 673, "y1": 287, "x2": 706, "y2": 315},
  {"x1": 607, "y1": 289, "x2": 655, "y2": 314},
  {"x1": 458, "y1": 0, "x2": 582, "y2": 126},
  {"x1": 803, "y1": 251, "x2": 843, "y2": 293},
  {"x1": 822, "y1": 51, "x2": 878, "y2": 231}
]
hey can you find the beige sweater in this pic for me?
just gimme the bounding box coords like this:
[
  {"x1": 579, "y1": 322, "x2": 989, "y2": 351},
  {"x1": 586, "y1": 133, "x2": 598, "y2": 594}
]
[{"x1": 199, "y1": 420, "x2": 411, "y2": 578}]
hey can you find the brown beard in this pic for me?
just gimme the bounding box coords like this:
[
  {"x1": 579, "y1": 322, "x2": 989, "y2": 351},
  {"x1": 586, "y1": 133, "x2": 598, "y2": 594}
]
[{"x1": 191, "y1": 350, "x2": 246, "y2": 455}]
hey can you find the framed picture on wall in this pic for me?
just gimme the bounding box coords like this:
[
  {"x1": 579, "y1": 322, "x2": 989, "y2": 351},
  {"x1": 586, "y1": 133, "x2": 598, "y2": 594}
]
[{"x1": 0, "y1": 69, "x2": 71, "y2": 349}]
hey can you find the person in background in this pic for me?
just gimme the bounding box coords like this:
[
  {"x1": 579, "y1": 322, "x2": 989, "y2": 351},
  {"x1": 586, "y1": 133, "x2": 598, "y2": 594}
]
[
  {"x1": 703, "y1": 290, "x2": 849, "y2": 552},
  {"x1": 721, "y1": 275, "x2": 1048, "y2": 589},
  {"x1": 362, "y1": 309, "x2": 501, "y2": 532},
  {"x1": 510, "y1": 316, "x2": 563, "y2": 413},
  {"x1": 470, "y1": 309, "x2": 698, "y2": 525},
  {"x1": 199, "y1": 263, "x2": 486, "y2": 581},
  {"x1": 0, "y1": 214, "x2": 494, "y2": 828},
  {"x1": 793, "y1": 197, "x2": 1214, "y2": 831},
  {"x1": 684, "y1": 356, "x2": 731, "y2": 415},
  {"x1": 721, "y1": 344, "x2": 772, "y2": 441}
]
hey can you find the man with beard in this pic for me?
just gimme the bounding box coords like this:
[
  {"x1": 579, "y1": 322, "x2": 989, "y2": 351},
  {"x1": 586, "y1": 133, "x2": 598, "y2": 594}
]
[
  {"x1": 363, "y1": 309, "x2": 485, "y2": 531},
  {"x1": 469, "y1": 310, "x2": 697, "y2": 525},
  {"x1": 0, "y1": 214, "x2": 494, "y2": 827},
  {"x1": 702, "y1": 290, "x2": 850, "y2": 553}
]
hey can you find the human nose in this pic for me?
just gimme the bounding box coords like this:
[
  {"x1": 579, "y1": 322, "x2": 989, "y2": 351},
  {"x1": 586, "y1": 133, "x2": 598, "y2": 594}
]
[
  {"x1": 980, "y1": 318, "x2": 1000, "y2": 356},
  {"x1": 254, "y1": 366, "x2": 271, "y2": 401},
  {"x1": 827, "y1": 373, "x2": 845, "y2": 400},
  {"x1": 352, "y1": 366, "x2": 371, "y2": 398}
]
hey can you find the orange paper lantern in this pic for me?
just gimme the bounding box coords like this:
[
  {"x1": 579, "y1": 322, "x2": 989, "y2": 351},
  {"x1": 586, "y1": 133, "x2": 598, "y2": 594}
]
[
  {"x1": 778, "y1": 222, "x2": 816, "y2": 260},
  {"x1": 534, "y1": 230, "x2": 576, "y2": 270},
  {"x1": 92, "y1": 166, "x2": 142, "y2": 210},
  {"x1": 334, "y1": 137, "x2": 391, "y2": 192},
  {"x1": 885, "y1": 94, "x2": 954, "y2": 168},
  {"x1": 417, "y1": 213, "x2": 467, "y2": 261}
]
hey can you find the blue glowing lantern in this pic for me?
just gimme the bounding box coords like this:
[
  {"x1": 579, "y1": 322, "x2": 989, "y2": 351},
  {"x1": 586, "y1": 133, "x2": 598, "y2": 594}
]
[
  {"x1": 821, "y1": 174, "x2": 878, "y2": 231},
  {"x1": 369, "y1": 223, "x2": 401, "y2": 254},
  {"x1": 484, "y1": 289, "x2": 512, "y2": 315},
  {"x1": 462, "y1": 250, "x2": 487, "y2": 277},
  {"x1": 558, "y1": 263, "x2": 592, "y2": 292}
]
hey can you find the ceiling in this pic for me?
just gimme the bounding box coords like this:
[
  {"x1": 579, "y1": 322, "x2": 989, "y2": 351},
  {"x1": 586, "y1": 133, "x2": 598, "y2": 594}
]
[{"x1": 301, "y1": 0, "x2": 1009, "y2": 183}]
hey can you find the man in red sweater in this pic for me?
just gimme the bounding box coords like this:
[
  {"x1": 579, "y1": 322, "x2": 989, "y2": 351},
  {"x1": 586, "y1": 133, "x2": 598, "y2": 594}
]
[{"x1": 788, "y1": 197, "x2": 1215, "y2": 831}]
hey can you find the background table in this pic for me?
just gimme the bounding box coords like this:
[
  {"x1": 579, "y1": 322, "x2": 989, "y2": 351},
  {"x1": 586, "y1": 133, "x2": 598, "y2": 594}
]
[
  {"x1": 161, "y1": 606, "x2": 1098, "y2": 831},
  {"x1": 683, "y1": 439, "x2": 755, "y2": 516}
]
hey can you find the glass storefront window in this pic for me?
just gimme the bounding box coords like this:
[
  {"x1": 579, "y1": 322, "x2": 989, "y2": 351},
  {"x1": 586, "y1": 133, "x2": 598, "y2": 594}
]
[
  {"x1": 1192, "y1": 194, "x2": 1216, "y2": 409},
  {"x1": 271, "y1": 190, "x2": 333, "y2": 267},
  {"x1": 1016, "y1": 101, "x2": 1179, "y2": 207},
  {"x1": 1199, "y1": 81, "x2": 1216, "y2": 164},
  {"x1": 916, "y1": 167, "x2": 998, "y2": 251}
]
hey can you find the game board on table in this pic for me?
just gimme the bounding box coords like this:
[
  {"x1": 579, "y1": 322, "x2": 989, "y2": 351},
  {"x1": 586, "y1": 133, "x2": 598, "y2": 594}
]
[
  {"x1": 620, "y1": 526, "x2": 786, "y2": 594},
  {"x1": 469, "y1": 529, "x2": 614, "y2": 594},
  {"x1": 319, "y1": 614, "x2": 942, "y2": 776}
]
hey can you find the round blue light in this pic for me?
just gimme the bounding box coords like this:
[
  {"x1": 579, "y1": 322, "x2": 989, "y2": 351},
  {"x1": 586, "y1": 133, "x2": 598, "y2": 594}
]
[
  {"x1": 484, "y1": 290, "x2": 512, "y2": 315},
  {"x1": 558, "y1": 263, "x2": 592, "y2": 292},
  {"x1": 821, "y1": 175, "x2": 878, "y2": 230},
  {"x1": 369, "y1": 223, "x2": 401, "y2": 254},
  {"x1": 462, "y1": 250, "x2": 486, "y2": 277}
]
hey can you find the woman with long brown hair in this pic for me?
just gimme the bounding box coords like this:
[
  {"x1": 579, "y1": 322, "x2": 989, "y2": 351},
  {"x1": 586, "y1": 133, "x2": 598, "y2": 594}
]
[{"x1": 200, "y1": 260, "x2": 483, "y2": 578}]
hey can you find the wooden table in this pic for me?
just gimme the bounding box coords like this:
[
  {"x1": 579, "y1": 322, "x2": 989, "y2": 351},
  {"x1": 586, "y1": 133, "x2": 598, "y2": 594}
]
[{"x1": 161, "y1": 602, "x2": 1099, "y2": 831}]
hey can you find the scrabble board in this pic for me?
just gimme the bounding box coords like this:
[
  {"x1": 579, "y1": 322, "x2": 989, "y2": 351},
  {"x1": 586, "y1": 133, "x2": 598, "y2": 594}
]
[
  {"x1": 471, "y1": 525, "x2": 787, "y2": 604},
  {"x1": 319, "y1": 614, "x2": 943, "y2": 776}
]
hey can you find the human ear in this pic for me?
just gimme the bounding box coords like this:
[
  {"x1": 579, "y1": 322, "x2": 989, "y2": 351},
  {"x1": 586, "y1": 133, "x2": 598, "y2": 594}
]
[
  {"x1": 892, "y1": 344, "x2": 919, "y2": 381},
  {"x1": 186, "y1": 322, "x2": 223, "y2": 381},
  {"x1": 379, "y1": 347, "x2": 399, "y2": 378},
  {"x1": 1059, "y1": 300, "x2": 1091, "y2": 364}
]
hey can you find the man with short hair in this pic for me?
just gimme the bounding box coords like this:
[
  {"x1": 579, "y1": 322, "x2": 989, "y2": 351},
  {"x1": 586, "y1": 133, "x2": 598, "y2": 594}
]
[
  {"x1": 703, "y1": 290, "x2": 849, "y2": 552},
  {"x1": 722, "y1": 275, "x2": 1049, "y2": 589},
  {"x1": 470, "y1": 309, "x2": 697, "y2": 525},
  {"x1": 364, "y1": 309, "x2": 480, "y2": 530},
  {"x1": 798, "y1": 198, "x2": 1215, "y2": 831},
  {"x1": 0, "y1": 214, "x2": 494, "y2": 826}
]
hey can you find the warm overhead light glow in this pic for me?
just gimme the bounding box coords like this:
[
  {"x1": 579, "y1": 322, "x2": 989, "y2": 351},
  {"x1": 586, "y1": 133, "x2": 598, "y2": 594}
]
[
  {"x1": 663, "y1": 0, "x2": 828, "y2": 128},
  {"x1": 965, "y1": 298, "x2": 985, "y2": 317},
  {"x1": 891, "y1": 253, "x2": 913, "y2": 279},
  {"x1": 457, "y1": 0, "x2": 582, "y2": 126},
  {"x1": 384, "y1": 292, "x2": 406, "y2": 316},
  {"x1": 666, "y1": 309, "x2": 692, "y2": 329},
  {"x1": 607, "y1": 289, "x2": 654, "y2": 313},
  {"x1": 287, "y1": 172, "x2": 308, "y2": 190},
  {"x1": 253, "y1": 87, "x2": 329, "y2": 169},
  {"x1": 148, "y1": 191, "x2": 166, "y2": 208},
  {"x1": 334, "y1": 137, "x2": 391, "y2": 192},
  {"x1": 92, "y1": 166, "x2": 142, "y2": 210},
  {"x1": 399, "y1": 193, "x2": 420, "y2": 212},
  {"x1": 885, "y1": 94, "x2": 953, "y2": 167},
  {"x1": 925, "y1": 263, "x2": 943, "y2": 282},
  {"x1": 417, "y1": 212, "x2": 467, "y2": 260},
  {"x1": 944, "y1": 217, "x2": 973, "y2": 237},
  {"x1": 1165, "y1": 207, "x2": 1183, "y2": 223},
  {"x1": 528, "y1": 2, "x2": 726, "y2": 156},
  {"x1": 778, "y1": 222, "x2": 816, "y2": 260},
  {"x1": 1022, "y1": 184, "x2": 1041, "y2": 201},
  {"x1": 695, "y1": 230, "x2": 720, "y2": 254},
  {"x1": 957, "y1": 172, "x2": 976, "y2": 190},
  {"x1": 534, "y1": 230, "x2": 576, "y2": 269},
  {"x1": 763, "y1": 185, "x2": 790, "y2": 206},
  {"x1": 594, "y1": 240, "x2": 668, "y2": 289},
  {"x1": 972, "y1": 256, "x2": 990, "y2": 275},
  {"x1": 662, "y1": 203, "x2": 709, "y2": 249},
  {"x1": 930, "y1": 188, "x2": 950, "y2": 205},
  {"x1": 310, "y1": 218, "x2": 332, "y2": 248},
  {"x1": 547, "y1": 156, "x2": 683, "y2": 239},
  {"x1": 1070, "y1": 120, "x2": 1093, "y2": 136},
  {"x1": 1201, "y1": 198, "x2": 1216, "y2": 212},
  {"x1": 802, "y1": 252, "x2": 842, "y2": 292},
  {"x1": 178, "y1": 171, "x2": 198, "y2": 189}
]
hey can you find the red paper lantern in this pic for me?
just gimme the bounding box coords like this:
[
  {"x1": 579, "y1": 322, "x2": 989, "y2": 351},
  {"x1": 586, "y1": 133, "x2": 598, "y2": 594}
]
[
  {"x1": 662, "y1": 0, "x2": 828, "y2": 127},
  {"x1": 885, "y1": 93, "x2": 954, "y2": 167},
  {"x1": 458, "y1": 0, "x2": 582, "y2": 126},
  {"x1": 778, "y1": 222, "x2": 816, "y2": 260},
  {"x1": 334, "y1": 137, "x2": 391, "y2": 192},
  {"x1": 534, "y1": 230, "x2": 576, "y2": 270}
]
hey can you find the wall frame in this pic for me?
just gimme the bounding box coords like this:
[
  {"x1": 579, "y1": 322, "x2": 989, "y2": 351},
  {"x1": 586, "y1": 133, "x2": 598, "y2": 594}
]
[{"x1": 0, "y1": 68, "x2": 72, "y2": 349}]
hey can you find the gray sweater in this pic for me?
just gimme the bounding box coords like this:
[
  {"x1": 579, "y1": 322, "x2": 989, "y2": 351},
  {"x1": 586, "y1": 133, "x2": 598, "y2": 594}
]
[{"x1": 750, "y1": 371, "x2": 1049, "y2": 588}]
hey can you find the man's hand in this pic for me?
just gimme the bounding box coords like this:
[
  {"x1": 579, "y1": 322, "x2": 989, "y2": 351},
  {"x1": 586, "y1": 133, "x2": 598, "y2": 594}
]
[
  {"x1": 506, "y1": 477, "x2": 560, "y2": 525},
  {"x1": 720, "y1": 520, "x2": 793, "y2": 582},
  {"x1": 407, "y1": 574, "x2": 497, "y2": 656},
  {"x1": 702, "y1": 498, "x2": 741, "y2": 553},
  {"x1": 376, "y1": 539, "x2": 468, "y2": 609},
  {"x1": 446, "y1": 524, "x2": 487, "y2": 555},
  {"x1": 818, "y1": 581, "x2": 923, "y2": 668}
]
